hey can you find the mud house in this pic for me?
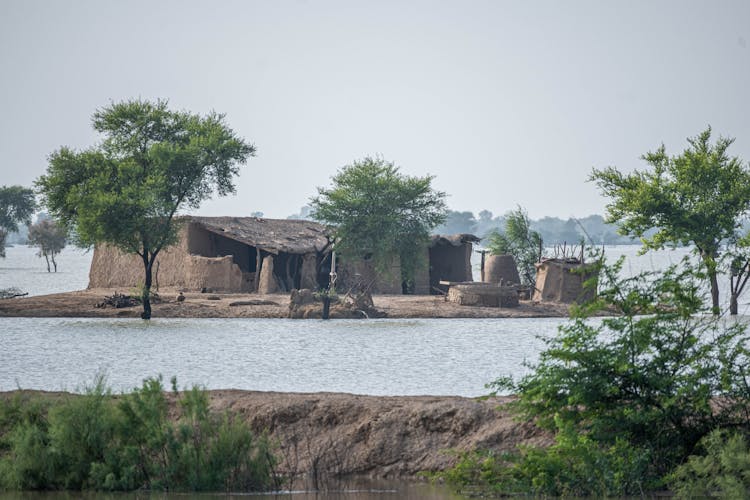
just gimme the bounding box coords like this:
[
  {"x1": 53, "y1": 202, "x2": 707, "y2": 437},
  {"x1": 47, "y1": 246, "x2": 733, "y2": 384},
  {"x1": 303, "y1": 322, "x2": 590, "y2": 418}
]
[
  {"x1": 533, "y1": 258, "x2": 597, "y2": 303},
  {"x1": 88, "y1": 217, "x2": 479, "y2": 295},
  {"x1": 89, "y1": 217, "x2": 333, "y2": 294}
]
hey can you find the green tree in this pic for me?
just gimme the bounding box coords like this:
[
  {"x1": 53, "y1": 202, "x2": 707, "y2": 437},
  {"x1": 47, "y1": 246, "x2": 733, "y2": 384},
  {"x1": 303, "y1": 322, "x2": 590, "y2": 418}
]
[
  {"x1": 27, "y1": 219, "x2": 67, "y2": 272},
  {"x1": 36, "y1": 99, "x2": 254, "y2": 319},
  {"x1": 591, "y1": 127, "x2": 750, "y2": 314},
  {"x1": 449, "y1": 259, "x2": 750, "y2": 496},
  {"x1": 0, "y1": 185, "x2": 36, "y2": 258},
  {"x1": 310, "y1": 157, "x2": 447, "y2": 289},
  {"x1": 486, "y1": 206, "x2": 543, "y2": 287}
]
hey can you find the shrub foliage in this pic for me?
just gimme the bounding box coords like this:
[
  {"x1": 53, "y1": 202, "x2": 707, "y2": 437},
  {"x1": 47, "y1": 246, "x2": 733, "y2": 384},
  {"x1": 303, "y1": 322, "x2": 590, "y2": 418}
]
[
  {"x1": 0, "y1": 377, "x2": 275, "y2": 492},
  {"x1": 442, "y1": 257, "x2": 750, "y2": 496}
]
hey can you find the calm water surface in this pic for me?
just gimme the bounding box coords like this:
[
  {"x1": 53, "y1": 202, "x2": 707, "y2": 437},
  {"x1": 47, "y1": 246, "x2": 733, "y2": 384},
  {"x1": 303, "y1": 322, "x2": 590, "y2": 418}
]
[
  {"x1": 0, "y1": 480, "x2": 467, "y2": 499},
  {"x1": 0, "y1": 245, "x2": 91, "y2": 296},
  {"x1": 1, "y1": 316, "x2": 559, "y2": 396}
]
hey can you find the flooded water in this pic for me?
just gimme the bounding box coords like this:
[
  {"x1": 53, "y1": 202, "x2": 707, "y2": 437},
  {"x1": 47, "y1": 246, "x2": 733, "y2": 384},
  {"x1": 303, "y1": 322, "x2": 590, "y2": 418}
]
[
  {"x1": 0, "y1": 480, "x2": 467, "y2": 500},
  {"x1": 0, "y1": 479, "x2": 474, "y2": 499},
  {"x1": 0, "y1": 245, "x2": 92, "y2": 296},
  {"x1": 1, "y1": 316, "x2": 559, "y2": 396}
]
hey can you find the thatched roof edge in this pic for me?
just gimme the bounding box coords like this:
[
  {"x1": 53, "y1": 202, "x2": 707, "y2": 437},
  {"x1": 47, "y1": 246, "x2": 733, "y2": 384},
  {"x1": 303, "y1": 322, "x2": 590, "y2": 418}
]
[
  {"x1": 185, "y1": 216, "x2": 331, "y2": 255},
  {"x1": 430, "y1": 233, "x2": 481, "y2": 247}
]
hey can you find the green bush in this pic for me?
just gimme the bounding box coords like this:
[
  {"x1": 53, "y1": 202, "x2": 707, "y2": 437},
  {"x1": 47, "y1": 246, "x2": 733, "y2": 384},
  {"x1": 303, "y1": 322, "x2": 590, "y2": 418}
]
[
  {"x1": 669, "y1": 429, "x2": 750, "y2": 499},
  {"x1": 440, "y1": 417, "x2": 652, "y2": 497},
  {"x1": 0, "y1": 376, "x2": 276, "y2": 492},
  {"x1": 442, "y1": 257, "x2": 750, "y2": 496}
]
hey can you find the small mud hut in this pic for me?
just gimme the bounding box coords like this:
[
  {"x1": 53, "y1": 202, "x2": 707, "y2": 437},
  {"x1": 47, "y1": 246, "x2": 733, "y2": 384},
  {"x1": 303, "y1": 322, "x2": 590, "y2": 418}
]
[
  {"x1": 88, "y1": 217, "x2": 332, "y2": 294},
  {"x1": 533, "y1": 258, "x2": 597, "y2": 303},
  {"x1": 428, "y1": 234, "x2": 481, "y2": 294},
  {"x1": 483, "y1": 254, "x2": 521, "y2": 285}
]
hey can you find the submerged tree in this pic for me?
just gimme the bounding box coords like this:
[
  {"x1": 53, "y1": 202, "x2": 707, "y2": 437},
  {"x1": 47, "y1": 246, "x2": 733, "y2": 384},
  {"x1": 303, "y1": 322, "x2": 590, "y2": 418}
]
[
  {"x1": 486, "y1": 206, "x2": 543, "y2": 287},
  {"x1": 37, "y1": 99, "x2": 254, "y2": 318},
  {"x1": 0, "y1": 185, "x2": 36, "y2": 258},
  {"x1": 28, "y1": 219, "x2": 67, "y2": 272},
  {"x1": 311, "y1": 156, "x2": 447, "y2": 289},
  {"x1": 591, "y1": 127, "x2": 750, "y2": 314}
]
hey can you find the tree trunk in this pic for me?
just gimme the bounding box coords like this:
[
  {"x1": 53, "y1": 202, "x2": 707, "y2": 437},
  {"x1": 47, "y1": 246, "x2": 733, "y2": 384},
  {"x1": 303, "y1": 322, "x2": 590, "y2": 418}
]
[
  {"x1": 709, "y1": 269, "x2": 720, "y2": 315},
  {"x1": 44, "y1": 253, "x2": 50, "y2": 273},
  {"x1": 701, "y1": 251, "x2": 720, "y2": 315},
  {"x1": 51, "y1": 253, "x2": 57, "y2": 273},
  {"x1": 729, "y1": 260, "x2": 750, "y2": 316},
  {"x1": 141, "y1": 255, "x2": 153, "y2": 320}
]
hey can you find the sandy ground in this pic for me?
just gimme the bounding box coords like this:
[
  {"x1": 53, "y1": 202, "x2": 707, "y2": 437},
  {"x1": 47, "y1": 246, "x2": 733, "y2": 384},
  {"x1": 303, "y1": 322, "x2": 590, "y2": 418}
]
[
  {"x1": 0, "y1": 287, "x2": 572, "y2": 318},
  {"x1": 1, "y1": 389, "x2": 550, "y2": 480}
]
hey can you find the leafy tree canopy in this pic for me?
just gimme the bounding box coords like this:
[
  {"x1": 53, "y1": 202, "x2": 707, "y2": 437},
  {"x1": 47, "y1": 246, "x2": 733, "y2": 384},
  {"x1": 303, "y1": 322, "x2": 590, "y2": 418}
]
[
  {"x1": 0, "y1": 185, "x2": 36, "y2": 258},
  {"x1": 486, "y1": 206, "x2": 543, "y2": 286},
  {"x1": 591, "y1": 127, "x2": 750, "y2": 312},
  {"x1": 28, "y1": 219, "x2": 67, "y2": 272},
  {"x1": 0, "y1": 185, "x2": 35, "y2": 233},
  {"x1": 310, "y1": 156, "x2": 447, "y2": 285},
  {"x1": 37, "y1": 99, "x2": 254, "y2": 318}
]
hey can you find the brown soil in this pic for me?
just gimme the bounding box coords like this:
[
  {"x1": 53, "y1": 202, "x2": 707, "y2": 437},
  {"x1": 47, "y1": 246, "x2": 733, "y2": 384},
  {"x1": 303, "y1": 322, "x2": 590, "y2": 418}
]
[
  {"x1": 0, "y1": 288, "x2": 572, "y2": 318},
  {"x1": 1, "y1": 390, "x2": 551, "y2": 479}
]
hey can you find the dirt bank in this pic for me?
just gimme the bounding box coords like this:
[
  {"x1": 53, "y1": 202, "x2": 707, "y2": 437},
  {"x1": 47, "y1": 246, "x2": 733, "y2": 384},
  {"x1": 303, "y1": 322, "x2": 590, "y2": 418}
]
[
  {"x1": 0, "y1": 288, "x2": 572, "y2": 318},
  {"x1": 1, "y1": 390, "x2": 550, "y2": 480}
]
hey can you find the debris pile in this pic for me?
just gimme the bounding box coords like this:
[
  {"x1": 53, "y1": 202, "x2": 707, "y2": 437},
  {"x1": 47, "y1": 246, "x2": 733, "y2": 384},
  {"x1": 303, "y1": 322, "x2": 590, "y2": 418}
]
[
  {"x1": 95, "y1": 292, "x2": 140, "y2": 309},
  {"x1": 288, "y1": 288, "x2": 385, "y2": 319},
  {"x1": 0, "y1": 287, "x2": 28, "y2": 299}
]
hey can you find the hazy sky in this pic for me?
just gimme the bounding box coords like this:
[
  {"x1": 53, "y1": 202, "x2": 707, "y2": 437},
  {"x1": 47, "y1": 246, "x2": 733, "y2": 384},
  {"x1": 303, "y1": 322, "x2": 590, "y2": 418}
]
[{"x1": 1, "y1": 0, "x2": 749, "y2": 220}]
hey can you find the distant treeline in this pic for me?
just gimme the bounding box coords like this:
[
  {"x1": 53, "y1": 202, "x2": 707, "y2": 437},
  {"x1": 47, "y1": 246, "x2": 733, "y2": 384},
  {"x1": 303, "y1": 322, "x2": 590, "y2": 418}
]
[
  {"x1": 286, "y1": 206, "x2": 639, "y2": 245},
  {"x1": 435, "y1": 210, "x2": 639, "y2": 245}
]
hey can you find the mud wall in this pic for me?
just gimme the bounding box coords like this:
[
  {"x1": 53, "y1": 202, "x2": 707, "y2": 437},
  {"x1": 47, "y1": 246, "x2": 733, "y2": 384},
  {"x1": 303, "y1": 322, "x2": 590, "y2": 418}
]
[
  {"x1": 88, "y1": 225, "x2": 247, "y2": 292},
  {"x1": 412, "y1": 247, "x2": 430, "y2": 294},
  {"x1": 533, "y1": 262, "x2": 596, "y2": 303},
  {"x1": 337, "y1": 256, "x2": 402, "y2": 295}
]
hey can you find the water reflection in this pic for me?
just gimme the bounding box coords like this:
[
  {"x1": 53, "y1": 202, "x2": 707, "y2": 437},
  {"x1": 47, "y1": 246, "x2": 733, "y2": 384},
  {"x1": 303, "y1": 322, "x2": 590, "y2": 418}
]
[{"x1": 0, "y1": 479, "x2": 466, "y2": 499}]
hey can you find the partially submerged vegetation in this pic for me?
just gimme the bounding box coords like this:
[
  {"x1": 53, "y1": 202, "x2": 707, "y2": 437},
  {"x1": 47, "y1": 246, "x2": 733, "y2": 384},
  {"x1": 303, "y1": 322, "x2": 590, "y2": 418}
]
[
  {"x1": 27, "y1": 219, "x2": 67, "y2": 272},
  {"x1": 0, "y1": 377, "x2": 275, "y2": 492},
  {"x1": 438, "y1": 256, "x2": 750, "y2": 497}
]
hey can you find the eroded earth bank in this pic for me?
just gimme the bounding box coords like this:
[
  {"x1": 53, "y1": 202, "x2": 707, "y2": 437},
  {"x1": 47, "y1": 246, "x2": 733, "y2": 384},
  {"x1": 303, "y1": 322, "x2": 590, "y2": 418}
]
[{"x1": 2, "y1": 390, "x2": 550, "y2": 482}]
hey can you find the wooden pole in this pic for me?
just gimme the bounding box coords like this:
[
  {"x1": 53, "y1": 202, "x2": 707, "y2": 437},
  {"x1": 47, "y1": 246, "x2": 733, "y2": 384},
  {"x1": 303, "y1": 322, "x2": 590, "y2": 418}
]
[
  {"x1": 254, "y1": 248, "x2": 261, "y2": 293},
  {"x1": 323, "y1": 249, "x2": 337, "y2": 320}
]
